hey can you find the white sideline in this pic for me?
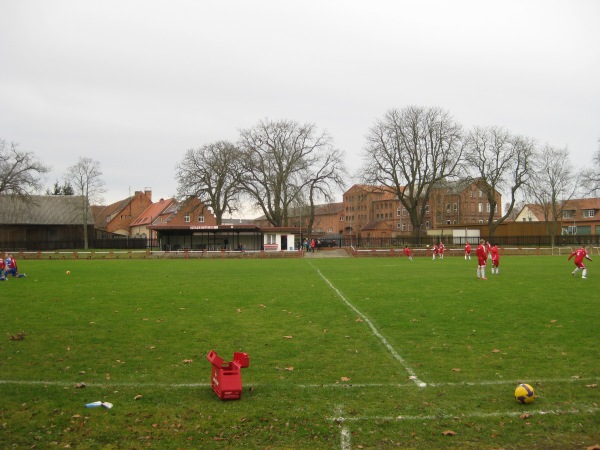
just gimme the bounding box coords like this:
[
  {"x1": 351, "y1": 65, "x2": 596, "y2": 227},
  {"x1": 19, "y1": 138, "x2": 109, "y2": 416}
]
[
  {"x1": 329, "y1": 405, "x2": 599, "y2": 423},
  {"x1": 1, "y1": 376, "x2": 596, "y2": 389},
  {"x1": 308, "y1": 262, "x2": 427, "y2": 388}
]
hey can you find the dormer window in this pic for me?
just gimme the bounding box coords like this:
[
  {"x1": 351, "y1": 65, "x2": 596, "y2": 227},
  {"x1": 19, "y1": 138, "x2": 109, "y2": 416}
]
[{"x1": 184, "y1": 214, "x2": 190, "y2": 223}]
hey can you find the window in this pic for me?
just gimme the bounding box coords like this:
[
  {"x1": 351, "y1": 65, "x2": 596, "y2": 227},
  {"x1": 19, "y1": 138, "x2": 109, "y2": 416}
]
[
  {"x1": 425, "y1": 205, "x2": 430, "y2": 215},
  {"x1": 486, "y1": 203, "x2": 491, "y2": 213},
  {"x1": 425, "y1": 221, "x2": 430, "y2": 229},
  {"x1": 198, "y1": 215, "x2": 205, "y2": 223},
  {"x1": 340, "y1": 216, "x2": 345, "y2": 221},
  {"x1": 184, "y1": 214, "x2": 190, "y2": 223},
  {"x1": 563, "y1": 210, "x2": 574, "y2": 219},
  {"x1": 453, "y1": 203, "x2": 458, "y2": 212},
  {"x1": 446, "y1": 220, "x2": 451, "y2": 225},
  {"x1": 266, "y1": 234, "x2": 276, "y2": 244},
  {"x1": 397, "y1": 208, "x2": 402, "y2": 217},
  {"x1": 401, "y1": 223, "x2": 406, "y2": 231},
  {"x1": 446, "y1": 203, "x2": 451, "y2": 212},
  {"x1": 583, "y1": 210, "x2": 596, "y2": 218},
  {"x1": 478, "y1": 203, "x2": 483, "y2": 213}
]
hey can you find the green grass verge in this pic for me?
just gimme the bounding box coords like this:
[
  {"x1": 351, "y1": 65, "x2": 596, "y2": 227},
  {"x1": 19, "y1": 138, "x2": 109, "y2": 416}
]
[{"x1": 1, "y1": 256, "x2": 598, "y2": 449}]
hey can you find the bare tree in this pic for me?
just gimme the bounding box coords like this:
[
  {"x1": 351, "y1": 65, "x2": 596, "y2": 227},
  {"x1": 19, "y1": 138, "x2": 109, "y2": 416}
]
[
  {"x1": 581, "y1": 139, "x2": 600, "y2": 196},
  {"x1": 175, "y1": 141, "x2": 243, "y2": 225},
  {"x1": 527, "y1": 145, "x2": 578, "y2": 246},
  {"x1": 505, "y1": 199, "x2": 526, "y2": 221},
  {"x1": 464, "y1": 126, "x2": 536, "y2": 240},
  {"x1": 238, "y1": 118, "x2": 338, "y2": 227},
  {"x1": 0, "y1": 138, "x2": 50, "y2": 198},
  {"x1": 65, "y1": 157, "x2": 105, "y2": 249},
  {"x1": 303, "y1": 147, "x2": 346, "y2": 236},
  {"x1": 361, "y1": 106, "x2": 464, "y2": 239}
]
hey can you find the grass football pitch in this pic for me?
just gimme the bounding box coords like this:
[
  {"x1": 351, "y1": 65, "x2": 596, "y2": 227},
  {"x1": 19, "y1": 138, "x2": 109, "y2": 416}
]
[{"x1": 1, "y1": 255, "x2": 598, "y2": 449}]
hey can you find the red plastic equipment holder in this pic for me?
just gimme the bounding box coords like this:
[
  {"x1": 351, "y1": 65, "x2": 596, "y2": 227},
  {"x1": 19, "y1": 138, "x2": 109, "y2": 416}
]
[{"x1": 206, "y1": 350, "x2": 250, "y2": 400}]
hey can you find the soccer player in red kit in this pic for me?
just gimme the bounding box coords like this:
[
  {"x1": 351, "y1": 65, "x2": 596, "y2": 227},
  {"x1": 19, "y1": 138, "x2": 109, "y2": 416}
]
[
  {"x1": 476, "y1": 239, "x2": 488, "y2": 279},
  {"x1": 490, "y1": 244, "x2": 500, "y2": 275},
  {"x1": 439, "y1": 242, "x2": 445, "y2": 259},
  {"x1": 432, "y1": 244, "x2": 439, "y2": 260},
  {"x1": 402, "y1": 246, "x2": 413, "y2": 261},
  {"x1": 568, "y1": 245, "x2": 593, "y2": 279},
  {"x1": 464, "y1": 243, "x2": 471, "y2": 260}
]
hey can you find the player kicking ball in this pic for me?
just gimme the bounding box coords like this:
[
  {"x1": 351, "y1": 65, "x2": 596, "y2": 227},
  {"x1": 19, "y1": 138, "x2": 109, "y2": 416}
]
[{"x1": 568, "y1": 245, "x2": 593, "y2": 279}]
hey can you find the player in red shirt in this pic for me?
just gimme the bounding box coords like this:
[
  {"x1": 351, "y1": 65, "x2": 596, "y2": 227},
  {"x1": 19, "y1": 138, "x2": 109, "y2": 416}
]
[
  {"x1": 0, "y1": 257, "x2": 7, "y2": 281},
  {"x1": 490, "y1": 244, "x2": 500, "y2": 275},
  {"x1": 439, "y1": 242, "x2": 445, "y2": 260},
  {"x1": 432, "y1": 244, "x2": 439, "y2": 260},
  {"x1": 402, "y1": 246, "x2": 413, "y2": 261},
  {"x1": 476, "y1": 239, "x2": 488, "y2": 279},
  {"x1": 464, "y1": 243, "x2": 471, "y2": 260},
  {"x1": 568, "y1": 245, "x2": 593, "y2": 279}
]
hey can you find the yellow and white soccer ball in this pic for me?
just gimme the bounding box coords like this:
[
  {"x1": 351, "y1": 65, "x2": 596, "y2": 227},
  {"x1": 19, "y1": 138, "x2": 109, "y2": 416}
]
[
  {"x1": 66, "y1": 270, "x2": 71, "y2": 275},
  {"x1": 515, "y1": 383, "x2": 535, "y2": 404}
]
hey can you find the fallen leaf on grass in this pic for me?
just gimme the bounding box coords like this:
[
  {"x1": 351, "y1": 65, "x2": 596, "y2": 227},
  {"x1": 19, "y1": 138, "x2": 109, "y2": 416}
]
[
  {"x1": 586, "y1": 384, "x2": 597, "y2": 388},
  {"x1": 491, "y1": 349, "x2": 501, "y2": 353},
  {"x1": 283, "y1": 336, "x2": 293, "y2": 339},
  {"x1": 236, "y1": 308, "x2": 241, "y2": 313},
  {"x1": 182, "y1": 359, "x2": 193, "y2": 364},
  {"x1": 355, "y1": 318, "x2": 364, "y2": 322},
  {"x1": 9, "y1": 332, "x2": 26, "y2": 341},
  {"x1": 520, "y1": 413, "x2": 532, "y2": 419},
  {"x1": 75, "y1": 382, "x2": 86, "y2": 389},
  {"x1": 284, "y1": 367, "x2": 294, "y2": 371},
  {"x1": 451, "y1": 368, "x2": 462, "y2": 372},
  {"x1": 340, "y1": 377, "x2": 351, "y2": 382},
  {"x1": 442, "y1": 430, "x2": 457, "y2": 436},
  {"x1": 134, "y1": 394, "x2": 143, "y2": 400}
]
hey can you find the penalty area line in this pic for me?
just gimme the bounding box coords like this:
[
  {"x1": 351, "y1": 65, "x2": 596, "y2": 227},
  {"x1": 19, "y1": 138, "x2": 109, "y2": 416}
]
[{"x1": 308, "y1": 262, "x2": 426, "y2": 388}]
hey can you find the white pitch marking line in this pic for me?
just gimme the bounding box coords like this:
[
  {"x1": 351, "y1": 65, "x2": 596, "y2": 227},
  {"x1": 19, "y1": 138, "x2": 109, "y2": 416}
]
[
  {"x1": 309, "y1": 263, "x2": 427, "y2": 388},
  {"x1": 329, "y1": 405, "x2": 600, "y2": 423},
  {"x1": 335, "y1": 405, "x2": 352, "y2": 450},
  {"x1": 0, "y1": 380, "x2": 212, "y2": 388},
  {"x1": 2, "y1": 377, "x2": 596, "y2": 390}
]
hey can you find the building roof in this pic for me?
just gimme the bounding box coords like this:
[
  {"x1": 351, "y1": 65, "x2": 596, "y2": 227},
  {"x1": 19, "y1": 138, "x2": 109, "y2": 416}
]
[
  {"x1": 130, "y1": 198, "x2": 176, "y2": 227},
  {"x1": 0, "y1": 195, "x2": 93, "y2": 225}
]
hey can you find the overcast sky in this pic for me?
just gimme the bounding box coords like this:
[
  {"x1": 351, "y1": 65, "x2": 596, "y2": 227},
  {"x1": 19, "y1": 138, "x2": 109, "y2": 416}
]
[{"x1": 1, "y1": 0, "x2": 598, "y2": 210}]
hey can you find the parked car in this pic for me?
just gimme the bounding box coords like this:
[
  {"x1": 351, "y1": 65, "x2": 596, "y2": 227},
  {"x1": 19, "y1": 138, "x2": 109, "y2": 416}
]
[{"x1": 316, "y1": 239, "x2": 338, "y2": 248}]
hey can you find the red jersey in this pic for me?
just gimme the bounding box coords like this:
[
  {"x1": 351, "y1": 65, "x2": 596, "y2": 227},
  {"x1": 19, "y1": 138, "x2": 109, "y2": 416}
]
[
  {"x1": 465, "y1": 243, "x2": 471, "y2": 253},
  {"x1": 402, "y1": 248, "x2": 412, "y2": 257},
  {"x1": 439, "y1": 244, "x2": 445, "y2": 253},
  {"x1": 476, "y1": 244, "x2": 487, "y2": 262},
  {"x1": 491, "y1": 245, "x2": 499, "y2": 262},
  {"x1": 433, "y1": 245, "x2": 439, "y2": 254},
  {"x1": 568, "y1": 247, "x2": 590, "y2": 264},
  {"x1": 0, "y1": 259, "x2": 4, "y2": 270}
]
